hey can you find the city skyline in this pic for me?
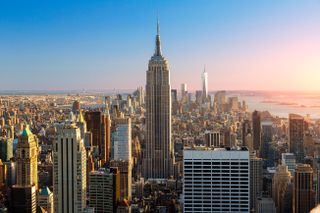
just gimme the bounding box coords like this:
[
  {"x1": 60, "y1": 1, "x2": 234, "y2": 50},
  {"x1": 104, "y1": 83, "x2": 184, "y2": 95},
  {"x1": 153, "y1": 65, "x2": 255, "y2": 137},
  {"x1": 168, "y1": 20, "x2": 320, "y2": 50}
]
[{"x1": 1, "y1": 0, "x2": 320, "y2": 91}]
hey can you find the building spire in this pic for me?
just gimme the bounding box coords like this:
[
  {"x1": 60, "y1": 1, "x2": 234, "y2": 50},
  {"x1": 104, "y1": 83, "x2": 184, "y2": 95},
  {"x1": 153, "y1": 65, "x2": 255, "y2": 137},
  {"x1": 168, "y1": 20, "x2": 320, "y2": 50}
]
[
  {"x1": 154, "y1": 16, "x2": 162, "y2": 56},
  {"x1": 157, "y1": 16, "x2": 160, "y2": 36}
]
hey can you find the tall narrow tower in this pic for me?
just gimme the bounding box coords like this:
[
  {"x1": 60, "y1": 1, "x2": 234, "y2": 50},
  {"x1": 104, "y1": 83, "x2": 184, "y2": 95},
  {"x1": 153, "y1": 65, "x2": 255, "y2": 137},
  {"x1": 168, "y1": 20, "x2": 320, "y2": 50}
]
[
  {"x1": 53, "y1": 123, "x2": 87, "y2": 213},
  {"x1": 202, "y1": 66, "x2": 208, "y2": 101},
  {"x1": 143, "y1": 19, "x2": 174, "y2": 179},
  {"x1": 11, "y1": 125, "x2": 38, "y2": 213}
]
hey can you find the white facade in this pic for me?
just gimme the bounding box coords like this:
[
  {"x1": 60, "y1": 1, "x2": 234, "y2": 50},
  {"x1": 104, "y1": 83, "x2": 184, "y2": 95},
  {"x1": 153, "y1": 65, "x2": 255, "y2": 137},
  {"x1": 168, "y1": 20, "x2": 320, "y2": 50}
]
[
  {"x1": 53, "y1": 123, "x2": 87, "y2": 213},
  {"x1": 114, "y1": 118, "x2": 131, "y2": 161},
  {"x1": 183, "y1": 148, "x2": 250, "y2": 213},
  {"x1": 202, "y1": 69, "x2": 208, "y2": 100}
]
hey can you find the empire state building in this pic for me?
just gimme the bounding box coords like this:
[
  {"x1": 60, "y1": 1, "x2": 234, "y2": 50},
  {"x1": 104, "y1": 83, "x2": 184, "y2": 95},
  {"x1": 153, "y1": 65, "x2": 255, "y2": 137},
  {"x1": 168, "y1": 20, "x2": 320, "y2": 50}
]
[{"x1": 143, "y1": 20, "x2": 174, "y2": 179}]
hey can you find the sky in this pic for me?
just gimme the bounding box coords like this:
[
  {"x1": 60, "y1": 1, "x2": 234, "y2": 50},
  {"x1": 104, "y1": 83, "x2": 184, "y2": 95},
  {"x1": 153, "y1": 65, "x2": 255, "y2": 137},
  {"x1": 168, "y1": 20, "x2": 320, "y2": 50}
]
[{"x1": 0, "y1": 0, "x2": 320, "y2": 91}]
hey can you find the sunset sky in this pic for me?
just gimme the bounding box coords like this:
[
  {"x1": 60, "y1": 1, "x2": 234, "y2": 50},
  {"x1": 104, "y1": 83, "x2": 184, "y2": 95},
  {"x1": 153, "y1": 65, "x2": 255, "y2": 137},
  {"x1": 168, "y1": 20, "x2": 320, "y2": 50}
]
[{"x1": 0, "y1": 0, "x2": 319, "y2": 91}]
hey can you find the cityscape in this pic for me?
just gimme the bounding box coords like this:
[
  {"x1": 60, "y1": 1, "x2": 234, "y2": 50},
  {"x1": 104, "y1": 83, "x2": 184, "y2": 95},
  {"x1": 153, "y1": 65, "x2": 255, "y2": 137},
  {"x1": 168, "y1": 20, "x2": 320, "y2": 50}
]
[{"x1": 1, "y1": 1, "x2": 320, "y2": 213}]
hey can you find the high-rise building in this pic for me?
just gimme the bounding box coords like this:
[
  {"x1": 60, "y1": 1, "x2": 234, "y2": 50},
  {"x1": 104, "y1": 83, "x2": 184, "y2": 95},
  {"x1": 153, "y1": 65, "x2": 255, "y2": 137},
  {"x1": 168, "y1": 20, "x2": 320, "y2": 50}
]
[
  {"x1": 0, "y1": 160, "x2": 5, "y2": 189},
  {"x1": 38, "y1": 186, "x2": 54, "y2": 213},
  {"x1": 204, "y1": 131, "x2": 220, "y2": 147},
  {"x1": 252, "y1": 110, "x2": 261, "y2": 152},
  {"x1": 293, "y1": 164, "x2": 314, "y2": 213},
  {"x1": 11, "y1": 186, "x2": 37, "y2": 213},
  {"x1": 88, "y1": 168, "x2": 120, "y2": 213},
  {"x1": 11, "y1": 126, "x2": 38, "y2": 213},
  {"x1": 113, "y1": 117, "x2": 131, "y2": 161},
  {"x1": 261, "y1": 120, "x2": 275, "y2": 167},
  {"x1": 143, "y1": 19, "x2": 174, "y2": 179},
  {"x1": 281, "y1": 153, "x2": 296, "y2": 174},
  {"x1": 183, "y1": 147, "x2": 250, "y2": 212},
  {"x1": 53, "y1": 123, "x2": 87, "y2": 213},
  {"x1": 171, "y1": 89, "x2": 177, "y2": 103},
  {"x1": 84, "y1": 111, "x2": 111, "y2": 164},
  {"x1": 0, "y1": 130, "x2": 13, "y2": 162},
  {"x1": 110, "y1": 160, "x2": 132, "y2": 201},
  {"x1": 195, "y1": 90, "x2": 203, "y2": 104},
  {"x1": 242, "y1": 119, "x2": 251, "y2": 146},
  {"x1": 250, "y1": 152, "x2": 263, "y2": 212},
  {"x1": 289, "y1": 114, "x2": 304, "y2": 163},
  {"x1": 256, "y1": 197, "x2": 276, "y2": 213},
  {"x1": 314, "y1": 156, "x2": 320, "y2": 204},
  {"x1": 180, "y1": 83, "x2": 188, "y2": 101},
  {"x1": 272, "y1": 165, "x2": 293, "y2": 213},
  {"x1": 214, "y1": 91, "x2": 226, "y2": 113},
  {"x1": 201, "y1": 66, "x2": 208, "y2": 102},
  {"x1": 228, "y1": 97, "x2": 239, "y2": 111}
]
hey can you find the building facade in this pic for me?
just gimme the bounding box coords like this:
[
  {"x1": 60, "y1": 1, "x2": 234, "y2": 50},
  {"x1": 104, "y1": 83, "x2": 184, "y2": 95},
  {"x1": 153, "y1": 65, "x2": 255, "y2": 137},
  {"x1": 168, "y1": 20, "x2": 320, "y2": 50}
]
[
  {"x1": 201, "y1": 67, "x2": 208, "y2": 102},
  {"x1": 204, "y1": 131, "x2": 220, "y2": 147},
  {"x1": 113, "y1": 117, "x2": 131, "y2": 161},
  {"x1": 252, "y1": 110, "x2": 261, "y2": 152},
  {"x1": 38, "y1": 186, "x2": 54, "y2": 213},
  {"x1": 272, "y1": 165, "x2": 292, "y2": 213},
  {"x1": 293, "y1": 164, "x2": 314, "y2": 213},
  {"x1": 143, "y1": 20, "x2": 174, "y2": 179},
  {"x1": 289, "y1": 114, "x2": 305, "y2": 163},
  {"x1": 11, "y1": 126, "x2": 38, "y2": 213},
  {"x1": 53, "y1": 123, "x2": 87, "y2": 213},
  {"x1": 183, "y1": 147, "x2": 250, "y2": 212},
  {"x1": 250, "y1": 152, "x2": 263, "y2": 212},
  {"x1": 88, "y1": 168, "x2": 120, "y2": 213},
  {"x1": 84, "y1": 111, "x2": 111, "y2": 164}
]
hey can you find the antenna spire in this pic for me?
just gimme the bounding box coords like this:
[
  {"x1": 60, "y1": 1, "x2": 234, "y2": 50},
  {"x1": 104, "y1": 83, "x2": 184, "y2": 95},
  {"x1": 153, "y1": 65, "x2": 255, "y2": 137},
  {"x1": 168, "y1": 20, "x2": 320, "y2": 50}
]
[{"x1": 154, "y1": 16, "x2": 162, "y2": 56}]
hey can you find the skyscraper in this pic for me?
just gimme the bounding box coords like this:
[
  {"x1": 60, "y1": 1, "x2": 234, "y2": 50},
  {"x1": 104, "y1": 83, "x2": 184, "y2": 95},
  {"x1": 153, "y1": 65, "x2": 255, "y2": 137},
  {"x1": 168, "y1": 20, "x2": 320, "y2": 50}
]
[
  {"x1": 113, "y1": 117, "x2": 131, "y2": 161},
  {"x1": 110, "y1": 160, "x2": 132, "y2": 201},
  {"x1": 38, "y1": 186, "x2": 54, "y2": 213},
  {"x1": 143, "y1": 19, "x2": 174, "y2": 179},
  {"x1": 183, "y1": 147, "x2": 250, "y2": 212},
  {"x1": 260, "y1": 120, "x2": 275, "y2": 167},
  {"x1": 0, "y1": 129, "x2": 13, "y2": 162},
  {"x1": 250, "y1": 152, "x2": 263, "y2": 212},
  {"x1": 53, "y1": 123, "x2": 87, "y2": 213},
  {"x1": 242, "y1": 119, "x2": 251, "y2": 146},
  {"x1": 84, "y1": 111, "x2": 111, "y2": 164},
  {"x1": 180, "y1": 83, "x2": 188, "y2": 101},
  {"x1": 293, "y1": 164, "x2": 314, "y2": 213},
  {"x1": 202, "y1": 66, "x2": 208, "y2": 102},
  {"x1": 11, "y1": 126, "x2": 38, "y2": 213},
  {"x1": 289, "y1": 114, "x2": 304, "y2": 163},
  {"x1": 88, "y1": 168, "x2": 120, "y2": 213},
  {"x1": 252, "y1": 110, "x2": 261, "y2": 152},
  {"x1": 112, "y1": 117, "x2": 132, "y2": 201},
  {"x1": 272, "y1": 165, "x2": 293, "y2": 213},
  {"x1": 204, "y1": 131, "x2": 220, "y2": 147},
  {"x1": 281, "y1": 153, "x2": 296, "y2": 174}
]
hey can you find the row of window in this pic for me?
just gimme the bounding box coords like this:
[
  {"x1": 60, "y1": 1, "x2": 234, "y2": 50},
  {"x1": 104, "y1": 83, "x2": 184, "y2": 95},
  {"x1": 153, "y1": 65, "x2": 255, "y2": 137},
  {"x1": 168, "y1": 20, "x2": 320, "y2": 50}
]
[{"x1": 184, "y1": 161, "x2": 249, "y2": 165}]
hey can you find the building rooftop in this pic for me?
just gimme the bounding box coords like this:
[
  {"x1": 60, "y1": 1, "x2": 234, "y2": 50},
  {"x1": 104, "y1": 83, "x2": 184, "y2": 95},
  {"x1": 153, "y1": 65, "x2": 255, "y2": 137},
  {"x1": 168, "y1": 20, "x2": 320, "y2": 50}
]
[
  {"x1": 21, "y1": 125, "x2": 33, "y2": 137},
  {"x1": 39, "y1": 186, "x2": 51, "y2": 196}
]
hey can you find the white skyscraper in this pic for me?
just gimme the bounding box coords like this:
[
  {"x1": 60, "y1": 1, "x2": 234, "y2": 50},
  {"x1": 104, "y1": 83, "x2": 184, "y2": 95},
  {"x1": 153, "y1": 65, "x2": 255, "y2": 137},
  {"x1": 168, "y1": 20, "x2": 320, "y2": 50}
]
[
  {"x1": 202, "y1": 66, "x2": 208, "y2": 101},
  {"x1": 53, "y1": 123, "x2": 87, "y2": 213},
  {"x1": 113, "y1": 117, "x2": 131, "y2": 161},
  {"x1": 181, "y1": 83, "x2": 188, "y2": 100},
  {"x1": 183, "y1": 147, "x2": 250, "y2": 213}
]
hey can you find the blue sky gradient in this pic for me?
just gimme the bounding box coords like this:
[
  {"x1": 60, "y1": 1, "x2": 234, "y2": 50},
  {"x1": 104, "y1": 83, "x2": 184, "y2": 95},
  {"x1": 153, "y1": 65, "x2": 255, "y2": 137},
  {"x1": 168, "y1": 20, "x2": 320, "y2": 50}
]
[{"x1": 0, "y1": 0, "x2": 319, "y2": 91}]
